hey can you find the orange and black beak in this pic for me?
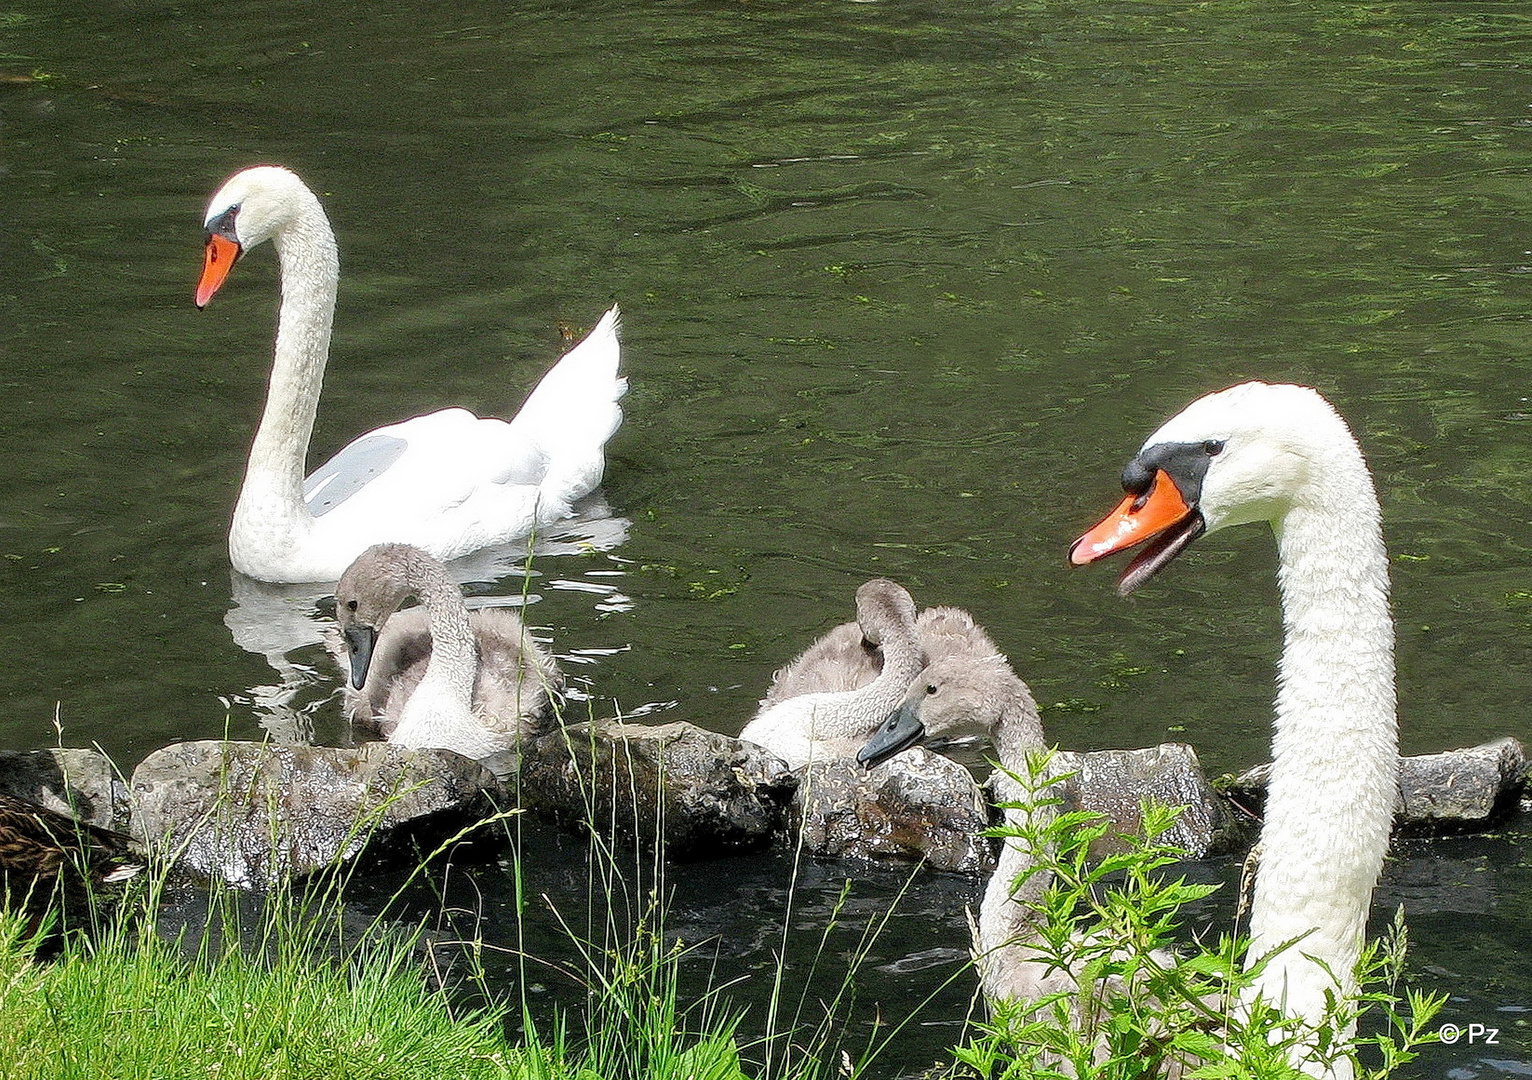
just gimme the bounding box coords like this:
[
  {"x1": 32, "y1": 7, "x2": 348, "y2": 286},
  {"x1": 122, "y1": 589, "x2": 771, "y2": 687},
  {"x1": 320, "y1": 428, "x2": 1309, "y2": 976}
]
[
  {"x1": 195, "y1": 206, "x2": 242, "y2": 309},
  {"x1": 1070, "y1": 442, "x2": 1219, "y2": 595},
  {"x1": 195, "y1": 234, "x2": 241, "y2": 309}
]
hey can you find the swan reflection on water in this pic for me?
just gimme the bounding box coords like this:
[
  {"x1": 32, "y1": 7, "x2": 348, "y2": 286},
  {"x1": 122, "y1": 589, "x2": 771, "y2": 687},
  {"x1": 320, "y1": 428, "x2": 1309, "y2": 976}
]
[{"x1": 221, "y1": 501, "x2": 631, "y2": 742}]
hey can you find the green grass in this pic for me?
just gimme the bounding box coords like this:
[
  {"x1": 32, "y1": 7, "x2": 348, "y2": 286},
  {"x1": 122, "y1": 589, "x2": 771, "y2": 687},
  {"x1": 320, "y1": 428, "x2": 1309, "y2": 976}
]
[
  {"x1": 0, "y1": 692, "x2": 858, "y2": 1080},
  {"x1": 0, "y1": 916, "x2": 517, "y2": 1078},
  {"x1": 0, "y1": 796, "x2": 764, "y2": 1080},
  {"x1": 0, "y1": 898, "x2": 758, "y2": 1080}
]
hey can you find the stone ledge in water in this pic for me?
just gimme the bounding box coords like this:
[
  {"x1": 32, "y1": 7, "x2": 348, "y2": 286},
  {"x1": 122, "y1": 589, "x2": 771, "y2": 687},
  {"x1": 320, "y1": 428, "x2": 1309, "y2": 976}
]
[
  {"x1": 130, "y1": 740, "x2": 499, "y2": 888},
  {"x1": 1229, "y1": 737, "x2": 1526, "y2": 833},
  {"x1": 1397, "y1": 737, "x2": 1526, "y2": 830},
  {"x1": 1053, "y1": 743, "x2": 1249, "y2": 859},
  {"x1": 793, "y1": 750, "x2": 993, "y2": 874},
  {"x1": 514, "y1": 720, "x2": 797, "y2": 858},
  {"x1": 0, "y1": 747, "x2": 129, "y2": 833}
]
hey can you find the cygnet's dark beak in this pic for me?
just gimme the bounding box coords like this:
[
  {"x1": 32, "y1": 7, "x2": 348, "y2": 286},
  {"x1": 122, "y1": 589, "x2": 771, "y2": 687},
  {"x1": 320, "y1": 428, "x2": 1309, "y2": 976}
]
[
  {"x1": 858, "y1": 702, "x2": 925, "y2": 769},
  {"x1": 343, "y1": 624, "x2": 378, "y2": 690}
]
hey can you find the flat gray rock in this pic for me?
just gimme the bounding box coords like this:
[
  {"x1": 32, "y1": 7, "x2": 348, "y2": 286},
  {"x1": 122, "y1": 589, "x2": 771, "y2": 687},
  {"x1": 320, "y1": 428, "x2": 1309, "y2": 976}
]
[
  {"x1": 1231, "y1": 737, "x2": 1527, "y2": 832},
  {"x1": 1398, "y1": 737, "x2": 1526, "y2": 827},
  {"x1": 1053, "y1": 743, "x2": 1248, "y2": 859},
  {"x1": 794, "y1": 750, "x2": 993, "y2": 874},
  {"x1": 516, "y1": 720, "x2": 797, "y2": 857},
  {"x1": 130, "y1": 740, "x2": 497, "y2": 888},
  {"x1": 770, "y1": 742, "x2": 1242, "y2": 873}
]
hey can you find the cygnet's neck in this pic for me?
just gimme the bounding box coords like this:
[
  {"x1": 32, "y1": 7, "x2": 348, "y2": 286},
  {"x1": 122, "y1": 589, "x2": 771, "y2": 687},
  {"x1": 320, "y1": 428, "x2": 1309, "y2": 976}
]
[
  {"x1": 976, "y1": 676, "x2": 1052, "y2": 979},
  {"x1": 742, "y1": 601, "x2": 924, "y2": 768},
  {"x1": 363, "y1": 552, "x2": 486, "y2": 758},
  {"x1": 233, "y1": 191, "x2": 339, "y2": 548},
  {"x1": 405, "y1": 559, "x2": 479, "y2": 709},
  {"x1": 809, "y1": 610, "x2": 924, "y2": 737},
  {"x1": 1248, "y1": 447, "x2": 1397, "y2": 1026}
]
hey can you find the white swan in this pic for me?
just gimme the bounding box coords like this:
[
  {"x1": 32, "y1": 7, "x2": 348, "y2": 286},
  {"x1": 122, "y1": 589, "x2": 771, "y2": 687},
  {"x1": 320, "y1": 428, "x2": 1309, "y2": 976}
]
[
  {"x1": 325, "y1": 543, "x2": 562, "y2": 759},
  {"x1": 739, "y1": 579, "x2": 923, "y2": 767},
  {"x1": 1070, "y1": 381, "x2": 1397, "y2": 1079},
  {"x1": 857, "y1": 654, "x2": 1062, "y2": 1004},
  {"x1": 196, "y1": 165, "x2": 626, "y2": 584}
]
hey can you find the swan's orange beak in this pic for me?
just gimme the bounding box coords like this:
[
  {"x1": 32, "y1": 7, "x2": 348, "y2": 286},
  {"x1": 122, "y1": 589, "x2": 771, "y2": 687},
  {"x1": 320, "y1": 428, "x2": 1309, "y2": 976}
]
[
  {"x1": 195, "y1": 234, "x2": 241, "y2": 309},
  {"x1": 1069, "y1": 469, "x2": 1192, "y2": 566}
]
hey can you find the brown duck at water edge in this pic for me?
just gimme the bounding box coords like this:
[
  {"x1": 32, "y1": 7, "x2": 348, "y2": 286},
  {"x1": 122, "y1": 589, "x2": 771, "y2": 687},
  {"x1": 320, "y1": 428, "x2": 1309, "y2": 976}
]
[{"x1": 0, "y1": 791, "x2": 142, "y2": 939}]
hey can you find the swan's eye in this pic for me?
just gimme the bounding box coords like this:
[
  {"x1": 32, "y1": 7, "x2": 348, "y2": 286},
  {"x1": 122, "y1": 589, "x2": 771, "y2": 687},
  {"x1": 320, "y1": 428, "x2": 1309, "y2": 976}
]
[
  {"x1": 1203, "y1": 439, "x2": 1225, "y2": 456},
  {"x1": 925, "y1": 684, "x2": 937, "y2": 696}
]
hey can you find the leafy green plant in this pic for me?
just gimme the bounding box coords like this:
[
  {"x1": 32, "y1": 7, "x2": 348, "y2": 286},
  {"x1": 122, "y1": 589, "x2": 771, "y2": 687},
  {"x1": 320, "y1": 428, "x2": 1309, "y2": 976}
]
[{"x1": 953, "y1": 759, "x2": 1444, "y2": 1079}]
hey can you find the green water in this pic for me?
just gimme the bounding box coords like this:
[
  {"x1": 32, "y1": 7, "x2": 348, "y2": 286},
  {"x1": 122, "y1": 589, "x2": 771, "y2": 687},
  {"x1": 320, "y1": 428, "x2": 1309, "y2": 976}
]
[{"x1": 1, "y1": 1, "x2": 1529, "y2": 1072}]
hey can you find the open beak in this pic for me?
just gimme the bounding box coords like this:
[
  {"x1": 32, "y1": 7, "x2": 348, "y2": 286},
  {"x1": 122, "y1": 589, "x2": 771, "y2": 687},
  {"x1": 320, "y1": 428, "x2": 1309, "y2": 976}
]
[
  {"x1": 1069, "y1": 469, "x2": 1206, "y2": 596},
  {"x1": 195, "y1": 234, "x2": 241, "y2": 309}
]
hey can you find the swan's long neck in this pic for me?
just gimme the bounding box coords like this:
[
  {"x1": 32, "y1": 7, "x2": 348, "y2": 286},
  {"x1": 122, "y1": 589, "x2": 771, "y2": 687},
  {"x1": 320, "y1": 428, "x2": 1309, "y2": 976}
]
[
  {"x1": 231, "y1": 193, "x2": 338, "y2": 563},
  {"x1": 1246, "y1": 451, "x2": 1397, "y2": 1041}
]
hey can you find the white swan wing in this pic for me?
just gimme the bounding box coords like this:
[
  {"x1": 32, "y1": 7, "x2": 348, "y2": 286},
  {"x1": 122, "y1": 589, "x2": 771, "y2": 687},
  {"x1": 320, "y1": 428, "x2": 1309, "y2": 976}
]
[
  {"x1": 297, "y1": 307, "x2": 625, "y2": 573},
  {"x1": 499, "y1": 305, "x2": 626, "y2": 502},
  {"x1": 304, "y1": 427, "x2": 431, "y2": 518},
  {"x1": 299, "y1": 410, "x2": 555, "y2": 570},
  {"x1": 504, "y1": 307, "x2": 626, "y2": 439},
  {"x1": 306, "y1": 408, "x2": 529, "y2": 520}
]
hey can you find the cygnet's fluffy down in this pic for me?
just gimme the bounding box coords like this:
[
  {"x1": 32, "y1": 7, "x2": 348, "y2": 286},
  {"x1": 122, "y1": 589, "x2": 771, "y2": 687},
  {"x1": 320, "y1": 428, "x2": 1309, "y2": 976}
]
[
  {"x1": 739, "y1": 579, "x2": 923, "y2": 767},
  {"x1": 325, "y1": 543, "x2": 561, "y2": 759},
  {"x1": 859, "y1": 654, "x2": 1063, "y2": 1004},
  {"x1": 761, "y1": 600, "x2": 1001, "y2": 707}
]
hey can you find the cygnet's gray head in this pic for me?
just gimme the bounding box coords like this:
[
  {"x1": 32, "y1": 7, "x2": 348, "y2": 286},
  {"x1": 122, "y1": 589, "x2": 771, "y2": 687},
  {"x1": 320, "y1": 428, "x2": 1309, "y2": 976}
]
[
  {"x1": 857, "y1": 654, "x2": 1019, "y2": 768},
  {"x1": 333, "y1": 543, "x2": 442, "y2": 690}
]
